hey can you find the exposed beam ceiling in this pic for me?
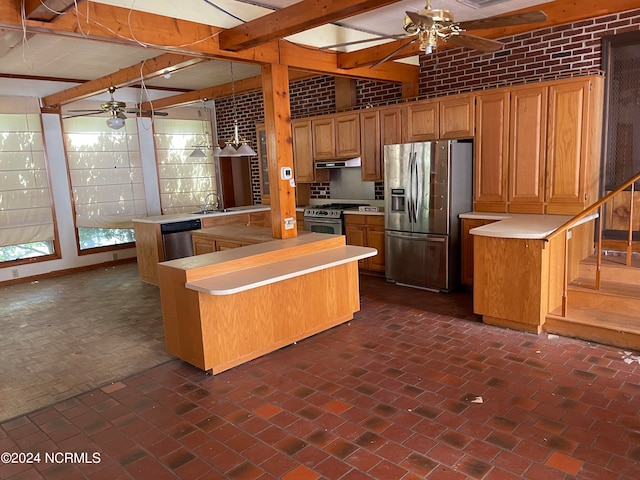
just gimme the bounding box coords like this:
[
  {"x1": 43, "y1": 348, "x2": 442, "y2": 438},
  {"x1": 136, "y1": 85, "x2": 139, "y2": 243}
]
[
  {"x1": 336, "y1": 0, "x2": 640, "y2": 68},
  {"x1": 23, "y1": 0, "x2": 86, "y2": 22},
  {"x1": 140, "y1": 70, "x2": 319, "y2": 110},
  {"x1": 218, "y1": 0, "x2": 403, "y2": 52},
  {"x1": 41, "y1": 53, "x2": 208, "y2": 107}
]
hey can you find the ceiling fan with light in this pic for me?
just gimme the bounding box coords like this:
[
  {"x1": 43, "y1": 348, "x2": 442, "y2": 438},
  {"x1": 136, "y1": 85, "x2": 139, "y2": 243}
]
[
  {"x1": 65, "y1": 86, "x2": 168, "y2": 129},
  {"x1": 324, "y1": 0, "x2": 547, "y2": 67}
]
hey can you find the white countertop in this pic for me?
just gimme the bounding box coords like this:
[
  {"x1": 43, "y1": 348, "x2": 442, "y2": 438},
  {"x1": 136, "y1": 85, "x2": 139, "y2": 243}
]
[
  {"x1": 460, "y1": 211, "x2": 598, "y2": 239},
  {"x1": 133, "y1": 206, "x2": 271, "y2": 224},
  {"x1": 185, "y1": 245, "x2": 376, "y2": 295}
]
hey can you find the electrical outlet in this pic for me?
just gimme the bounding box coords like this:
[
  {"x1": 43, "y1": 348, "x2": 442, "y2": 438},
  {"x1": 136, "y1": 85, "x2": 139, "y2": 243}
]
[{"x1": 12, "y1": 269, "x2": 19, "y2": 278}]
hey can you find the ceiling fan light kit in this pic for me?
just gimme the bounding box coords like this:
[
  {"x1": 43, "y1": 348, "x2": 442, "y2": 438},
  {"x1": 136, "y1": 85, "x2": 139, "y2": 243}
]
[{"x1": 106, "y1": 116, "x2": 125, "y2": 130}]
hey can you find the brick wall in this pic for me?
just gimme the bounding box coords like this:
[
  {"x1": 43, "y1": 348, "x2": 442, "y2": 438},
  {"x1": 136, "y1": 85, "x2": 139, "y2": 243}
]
[{"x1": 419, "y1": 8, "x2": 640, "y2": 96}]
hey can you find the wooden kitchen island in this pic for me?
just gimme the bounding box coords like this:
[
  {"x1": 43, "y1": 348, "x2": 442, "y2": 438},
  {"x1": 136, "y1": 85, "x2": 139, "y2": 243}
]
[{"x1": 158, "y1": 231, "x2": 376, "y2": 373}]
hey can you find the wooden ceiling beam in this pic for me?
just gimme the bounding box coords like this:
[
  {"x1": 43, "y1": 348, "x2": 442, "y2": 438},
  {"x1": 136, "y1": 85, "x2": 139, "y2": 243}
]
[
  {"x1": 219, "y1": 0, "x2": 403, "y2": 52},
  {"x1": 139, "y1": 69, "x2": 319, "y2": 110},
  {"x1": 41, "y1": 53, "x2": 208, "y2": 108},
  {"x1": 23, "y1": 0, "x2": 86, "y2": 22},
  {"x1": 336, "y1": 0, "x2": 640, "y2": 69},
  {"x1": 0, "y1": 2, "x2": 412, "y2": 84},
  {"x1": 278, "y1": 40, "x2": 418, "y2": 84}
]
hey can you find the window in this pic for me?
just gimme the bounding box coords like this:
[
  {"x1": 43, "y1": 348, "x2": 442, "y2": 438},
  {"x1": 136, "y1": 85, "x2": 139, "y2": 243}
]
[
  {"x1": 63, "y1": 116, "x2": 147, "y2": 252},
  {"x1": 0, "y1": 105, "x2": 57, "y2": 264},
  {"x1": 153, "y1": 114, "x2": 217, "y2": 214}
]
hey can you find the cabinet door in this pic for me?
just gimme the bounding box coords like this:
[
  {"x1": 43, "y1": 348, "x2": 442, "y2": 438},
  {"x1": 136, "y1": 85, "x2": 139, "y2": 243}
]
[
  {"x1": 379, "y1": 106, "x2": 403, "y2": 147},
  {"x1": 474, "y1": 91, "x2": 510, "y2": 212},
  {"x1": 404, "y1": 100, "x2": 438, "y2": 142},
  {"x1": 367, "y1": 225, "x2": 386, "y2": 273},
  {"x1": 312, "y1": 117, "x2": 336, "y2": 159},
  {"x1": 439, "y1": 95, "x2": 474, "y2": 139},
  {"x1": 292, "y1": 120, "x2": 316, "y2": 183},
  {"x1": 545, "y1": 79, "x2": 590, "y2": 213},
  {"x1": 216, "y1": 240, "x2": 244, "y2": 251},
  {"x1": 508, "y1": 85, "x2": 547, "y2": 213},
  {"x1": 255, "y1": 125, "x2": 270, "y2": 205},
  {"x1": 192, "y1": 236, "x2": 216, "y2": 255},
  {"x1": 335, "y1": 113, "x2": 360, "y2": 157},
  {"x1": 360, "y1": 110, "x2": 381, "y2": 181}
]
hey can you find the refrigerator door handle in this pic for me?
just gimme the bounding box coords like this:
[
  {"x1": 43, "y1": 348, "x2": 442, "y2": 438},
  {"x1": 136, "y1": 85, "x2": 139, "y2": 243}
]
[
  {"x1": 407, "y1": 151, "x2": 415, "y2": 223},
  {"x1": 386, "y1": 231, "x2": 446, "y2": 242},
  {"x1": 411, "y1": 151, "x2": 418, "y2": 223}
]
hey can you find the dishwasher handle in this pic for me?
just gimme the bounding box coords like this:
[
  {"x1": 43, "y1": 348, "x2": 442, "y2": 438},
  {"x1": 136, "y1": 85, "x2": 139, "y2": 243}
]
[{"x1": 160, "y1": 219, "x2": 202, "y2": 234}]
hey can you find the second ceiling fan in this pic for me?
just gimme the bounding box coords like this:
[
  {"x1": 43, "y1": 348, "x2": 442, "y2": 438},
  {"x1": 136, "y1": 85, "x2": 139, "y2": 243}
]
[{"x1": 325, "y1": 0, "x2": 548, "y2": 67}]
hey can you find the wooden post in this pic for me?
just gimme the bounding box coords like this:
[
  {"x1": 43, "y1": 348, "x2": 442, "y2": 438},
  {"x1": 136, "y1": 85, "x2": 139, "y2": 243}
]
[{"x1": 261, "y1": 64, "x2": 297, "y2": 239}]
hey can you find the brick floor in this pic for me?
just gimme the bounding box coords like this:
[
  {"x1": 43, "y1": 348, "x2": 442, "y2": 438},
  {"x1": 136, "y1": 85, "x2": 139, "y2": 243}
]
[{"x1": 2, "y1": 271, "x2": 640, "y2": 479}]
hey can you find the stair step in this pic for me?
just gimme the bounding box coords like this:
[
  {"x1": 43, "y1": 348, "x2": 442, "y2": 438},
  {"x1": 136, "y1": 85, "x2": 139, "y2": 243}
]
[
  {"x1": 579, "y1": 254, "x2": 640, "y2": 284},
  {"x1": 545, "y1": 305, "x2": 640, "y2": 350}
]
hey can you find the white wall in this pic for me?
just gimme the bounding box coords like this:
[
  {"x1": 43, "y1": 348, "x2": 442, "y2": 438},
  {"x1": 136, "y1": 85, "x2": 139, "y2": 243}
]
[{"x1": 0, "y1": 115, "x2": 160, "y2": 283}]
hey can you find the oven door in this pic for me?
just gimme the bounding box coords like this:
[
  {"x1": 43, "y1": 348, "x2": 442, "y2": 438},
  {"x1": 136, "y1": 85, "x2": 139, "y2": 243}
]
[{"x1": 303, "y1": 217, "x2": 343, "y2": 235}]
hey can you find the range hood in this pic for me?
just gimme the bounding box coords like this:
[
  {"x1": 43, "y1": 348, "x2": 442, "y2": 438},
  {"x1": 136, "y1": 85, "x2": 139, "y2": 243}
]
[{"x1": 314, "y1": 157, "x2": 361, "y2": 169}]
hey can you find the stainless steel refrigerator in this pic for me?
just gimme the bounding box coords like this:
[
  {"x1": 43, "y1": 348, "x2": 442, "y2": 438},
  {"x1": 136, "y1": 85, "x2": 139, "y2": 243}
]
[{"x1": 384, "y1": 140, "x2": 472, "y2": 292}]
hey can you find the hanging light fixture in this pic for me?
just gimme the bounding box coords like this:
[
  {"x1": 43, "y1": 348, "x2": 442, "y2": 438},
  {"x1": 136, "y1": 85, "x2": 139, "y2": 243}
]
[
  {"x1": 189, "y1": 99, "x2": 221, "y2": 157},
  {"x1": 216, "y1": 62, "x2": 257, "y2": 157}
]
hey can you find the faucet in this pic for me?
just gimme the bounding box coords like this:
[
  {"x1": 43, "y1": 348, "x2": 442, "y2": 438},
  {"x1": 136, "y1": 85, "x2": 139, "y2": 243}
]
[{"x1": 202, "y1": 192, "x2": 221, "y2": 212}]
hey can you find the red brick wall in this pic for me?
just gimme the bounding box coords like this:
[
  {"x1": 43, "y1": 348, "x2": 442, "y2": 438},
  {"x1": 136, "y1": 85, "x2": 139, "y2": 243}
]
[{"x1": 419, "y1": 8, "x2": 640, "y2": 96}]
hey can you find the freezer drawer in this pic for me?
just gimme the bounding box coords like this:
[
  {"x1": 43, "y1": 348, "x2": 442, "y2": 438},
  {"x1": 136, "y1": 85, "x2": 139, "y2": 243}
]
[{"x1": 385, "y1": 231, "x2": 449, "y2": 291}]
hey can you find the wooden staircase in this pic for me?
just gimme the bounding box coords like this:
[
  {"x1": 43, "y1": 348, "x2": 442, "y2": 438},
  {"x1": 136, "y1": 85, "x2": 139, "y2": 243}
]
[{"x1": 545, "y1": 253, "x2": 640, "y2": 350}]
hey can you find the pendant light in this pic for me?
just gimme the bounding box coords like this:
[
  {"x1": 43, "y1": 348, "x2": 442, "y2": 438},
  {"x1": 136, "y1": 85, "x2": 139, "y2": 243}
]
[{"x1": 215, "y1": 62, "x2": 257, "y2": 157}]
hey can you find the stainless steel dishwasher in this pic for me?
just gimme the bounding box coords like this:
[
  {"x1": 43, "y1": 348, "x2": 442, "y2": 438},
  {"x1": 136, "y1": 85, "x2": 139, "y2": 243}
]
[{"x1": 161, "y1": 219, "x2": 202, "y2": 260}]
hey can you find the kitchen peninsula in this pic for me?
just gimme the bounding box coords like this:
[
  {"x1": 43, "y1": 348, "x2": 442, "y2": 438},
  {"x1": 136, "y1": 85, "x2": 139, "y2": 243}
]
[
  {"x1": 158, "y1": 231, "x2": 375, "y2": 373},
  {"x1": 464, "y1": 212, "x2": 595, "y2": 333}
]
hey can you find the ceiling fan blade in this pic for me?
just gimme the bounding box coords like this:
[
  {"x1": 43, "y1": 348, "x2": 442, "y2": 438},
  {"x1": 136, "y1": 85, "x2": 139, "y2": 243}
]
[
  {"x1": 405, "y1": 11, "x2": 434, "y2": 30},
  {"x1": 63, "y1": 111, "x2": 107, "y2": 119},
  {"x1": 446, "y1": 33, "x2": 504, "y2": 53},
  {"x1": 67, "y1": 109, "x2": 106, "y2": 113},
  {"x1": 321, "y1": 34, "x2": 407, "y2": 50},
  {"x1": 458, "y1": 10, "x2": 547, "y2": 31},
  {"x1": 126, "y1": 109, "x2": 170, "y2": 117},
  {"x1": 369, "y1": 37, "x2": 418, "y2": 69}
]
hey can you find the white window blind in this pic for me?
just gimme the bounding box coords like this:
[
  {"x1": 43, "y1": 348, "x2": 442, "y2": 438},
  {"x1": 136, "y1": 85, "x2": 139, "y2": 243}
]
[
  {"x1": 0, "y1": 113, "x2": 55, "y2": 248},
  {"x1": 63, "y1": 116, "x2": 147, "y2": 229},
  {"x1": 154, "y1": 117, "x2": 216, "y2": 214}
]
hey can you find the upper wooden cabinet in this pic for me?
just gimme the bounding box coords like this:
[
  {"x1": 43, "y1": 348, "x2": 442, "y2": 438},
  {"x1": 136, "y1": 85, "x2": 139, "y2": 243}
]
[
  {"x1": 312, "y1": 112, "x2": 360, "y2": 159},
  {"x1": 439, "y1": 95, "x2": 475, "y2": 139},
  {"x1": 474, "y1": 90, "x2": 510, "y2": 212},
  {"x1": 404, "y1": 94, "x2": 474, "y2": 142},
  {"x1": 404, "y1": 99, "x2": 438, "y2": 142},
  {"x1": 545, "y1": 77, "x2": 603, "y2": 214},
  {"x1": 292, "y1": 119, "x2": 329, "y2": 184},
  {"x1": 508, "y1": 85, "x2": 548, "y2": 213},
  {"x1": 473, "y1": 75, "x2": 604, "y2": 215},
  {"x1": 359, "y1": 106, "x2": 402, "y2": 182}
]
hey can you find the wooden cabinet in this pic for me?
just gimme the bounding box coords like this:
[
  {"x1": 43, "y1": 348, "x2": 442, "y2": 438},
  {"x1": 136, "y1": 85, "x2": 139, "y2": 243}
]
[
  {"x1": 439, "y1": 95, "x2": 475, "y2": 139},
  {"x1": 473, "y1": 75, "x2": 603, "y2": 215},
  {"x1": 312, "y1": 113, "x2": 360, "y2": 159},
  {"x1": 248, "y1": 210, "x2": 271, "y2": 228},
  {"x1": 201, "y1": 213, "x2": 249, "y2": 228},
  {"x1": 508, "y1": 85, "x2": 548, "y2": 213},
  {"x1": 404, "y1": 94, "x2": 474, "y2": 142},
  {"x1": 256, "y1": 125, "x2": 270, "y2": 205},
  {"x1": 461, "y1": 218, "x2": 497, "y2": 285},
  {"x1": 404, "y1": 99, "x2": 438, "y2": 142},
  {"x1": 292, "y1": 119, "x2": 329, "y2": 183},
  {"x1": 474, "y1": 91, "x2": 510, "y2": 212},
  {"x1": 296, "y1": 211, "x2": 304, "y2": 232},
  {"x1": 359, "y1": 106, "x2": 403, "y2": 182},
  {"x1": 191, "y1": 225, "x2": 273, "y2": 256},
  {"x1": 344, "y1": 214, "x2": 385, "y2": 273},
  {"x1": 545, "y1": 77, "x2": 603, "y2": 214}
]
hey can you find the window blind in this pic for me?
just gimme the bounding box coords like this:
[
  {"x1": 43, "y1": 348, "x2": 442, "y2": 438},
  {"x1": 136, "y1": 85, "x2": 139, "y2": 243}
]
[
  {"x1": 0, "y1": 113, "x2": 55, "y2": 248},
  {"x1": 154, "y1": 117, "x2": 216, "y2": 214},
  {"x1": 63, "y1": 116, "x2": 147, "y2": 229}
]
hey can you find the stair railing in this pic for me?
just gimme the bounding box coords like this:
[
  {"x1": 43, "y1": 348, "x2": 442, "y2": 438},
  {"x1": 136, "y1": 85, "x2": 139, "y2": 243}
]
[{"x1": 545, "y1": 171, "x2": 640, "y2": 317}]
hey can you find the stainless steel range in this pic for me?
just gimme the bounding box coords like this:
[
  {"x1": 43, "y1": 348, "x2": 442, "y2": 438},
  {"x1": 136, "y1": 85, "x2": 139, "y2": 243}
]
[{"x1": 303, "y1": 203, "x2": 368, "y2": 235}]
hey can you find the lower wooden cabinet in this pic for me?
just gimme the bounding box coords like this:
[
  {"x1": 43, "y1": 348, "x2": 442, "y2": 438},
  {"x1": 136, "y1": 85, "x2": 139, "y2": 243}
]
[
  {"x1": 461, "y1": 218, "x2": 497, "y2": 285},
  {"x1": 344, "y1": 214, "x2": 385, "y2": 273}
]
